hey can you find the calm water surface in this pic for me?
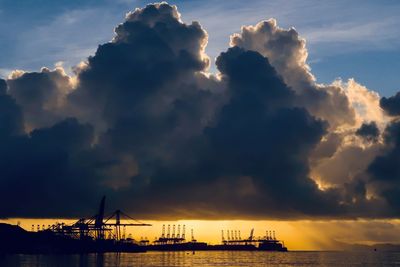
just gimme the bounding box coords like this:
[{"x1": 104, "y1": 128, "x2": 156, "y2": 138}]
[{"x1": 2, "y1": 251, "x2": 400, "y2": 266}]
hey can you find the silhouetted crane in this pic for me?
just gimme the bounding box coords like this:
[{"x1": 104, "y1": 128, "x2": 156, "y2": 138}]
[{"x1": 50, "y1": 196, "x2": 151, "y2": 241}]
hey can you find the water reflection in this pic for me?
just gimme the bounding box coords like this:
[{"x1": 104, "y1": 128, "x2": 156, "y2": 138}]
[{"x1": 2, "y1": 251, "x2": 400, "y2": 267}]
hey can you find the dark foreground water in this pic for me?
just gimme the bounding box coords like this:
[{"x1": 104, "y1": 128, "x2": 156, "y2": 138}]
[{"x1": 2, "y1": 251, "x2": 400, "y2": 267}]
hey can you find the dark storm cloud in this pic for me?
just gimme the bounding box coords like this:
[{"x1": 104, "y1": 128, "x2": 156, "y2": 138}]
[
  {"x1": 0, "y1": 2, "x2": 395, "y2": 219},
  {"x1": 366, "y1": 91, "x2": 400, "y2": 216},
  {"x1": 0, "y1": 2, "x2": 223, "y2": 219},
  {"x1": 380, "y1": 92, "x2": 400, "y2": 116},
  {"x1": 103, "y1": 46, "x2": 345, "y2": 219},
  {"x1": 230, "y1": 19, "x2": 356, "y2": 130},
  {"x1": 356, "y1": 122, "x2": 380, "y2": 142},
  {"x1": 369, "y1": 121, "x2": 400, "y2": 183},
  {"x1": 68, "y1": 2, "x2": 210, "y2": 130},
  {"x1": 203, "y1": 47, "x2": 341, "y2": 216},
  {"x1": 368, "y1": 120, "x2": 400, "y2": 215},
  {"x1": 369, "y1": 92, "x2": 400, "y2": 203},
  {"x1": 0, "y1": 79, "x2": 7, "y2": 95},
  {"x1": 7, "y1": 68, "x2": 72, "y2": 131},
  {"x1": 0, "y1": 79, "x2": 24, "y2": 137},
  {"x1": 0, "y1": 117, "x2": 109, "y2": 218}
]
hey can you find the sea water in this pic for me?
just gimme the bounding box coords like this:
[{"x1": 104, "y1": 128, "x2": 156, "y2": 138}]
[{"x1": 2, "y1": 251, "x2": 400, "y2": 266}]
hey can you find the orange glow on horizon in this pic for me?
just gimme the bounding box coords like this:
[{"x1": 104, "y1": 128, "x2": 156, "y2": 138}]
[{"x1": 3, "y1": 218, "x2": 400, "y2": 250}]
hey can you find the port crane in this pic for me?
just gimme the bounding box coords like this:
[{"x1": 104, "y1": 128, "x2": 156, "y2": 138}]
[
  {"x1": 154, "y1": 224, "x2": 188, "y2": 244},
  {"x1": 50, "y1": 196, "x2": 151, "y2": 241}
]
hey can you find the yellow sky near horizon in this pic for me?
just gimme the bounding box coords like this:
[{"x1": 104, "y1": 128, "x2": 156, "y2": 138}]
[{"x1": 2, "y1": 218, "x2": 400, "y2": 250}]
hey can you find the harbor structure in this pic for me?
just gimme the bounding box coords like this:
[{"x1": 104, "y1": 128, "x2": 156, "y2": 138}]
[{"x1": 0, "y1": 197, "x2": 288, "y2": 253}]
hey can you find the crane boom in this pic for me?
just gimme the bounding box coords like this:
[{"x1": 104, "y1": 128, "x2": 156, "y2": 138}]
[{"x1": 95, "y1": 196, "x2": 106, "y2": 227}]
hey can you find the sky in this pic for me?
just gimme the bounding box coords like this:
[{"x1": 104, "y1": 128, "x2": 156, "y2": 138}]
[
  {"x1": 1, "y1": 1, "x2": 400, "y2": 250},
  {"x1": 0, "y1": 0, "x2": 399, "y2": 95},
  {"x1": 6, "y1": 217, "x2": 400, "y2": 250}
]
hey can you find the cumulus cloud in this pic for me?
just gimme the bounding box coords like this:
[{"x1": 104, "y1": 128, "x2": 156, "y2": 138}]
[
  {"x1": 339, "y1": 79, "x2": 386, "y2": 128},
  {"x1": 0, "y1": 79, "x2": 7, "y2": 95},
  {"x1": 380, "y1": 92, "x2": 400, "y2": 116},
  {"x1": 0, "y1": 2, "x2": 398, "y2": 220},
  {"x1": 0, "y1": 118, "x2": 108, "y2": 218},
  {"x1": 7, "y1": 67, "x2": 73, "y2": 131},
  {"x1": 367, "y1": 120, "x2": 400, "y2": 215},
  {"x1": 356, "y1": 122, "x2": 380, "y2": 142},
  {"x1": 0, "y1": 79, "x2": 24, "y2": 138},
  {"x1": 230, "y1": 19, "x2": 356, "y2": 130},
  {"x1": 227, "y1": 17, "x2": 390, "y2": 204},
  {"x1": 67, "y1": 2, "x2": 211, "y2": 132}
]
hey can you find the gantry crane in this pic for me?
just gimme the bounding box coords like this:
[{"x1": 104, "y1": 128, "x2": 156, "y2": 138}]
[{"x1": 50, "y1": 196, "x2": 151, "y2": 241}]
